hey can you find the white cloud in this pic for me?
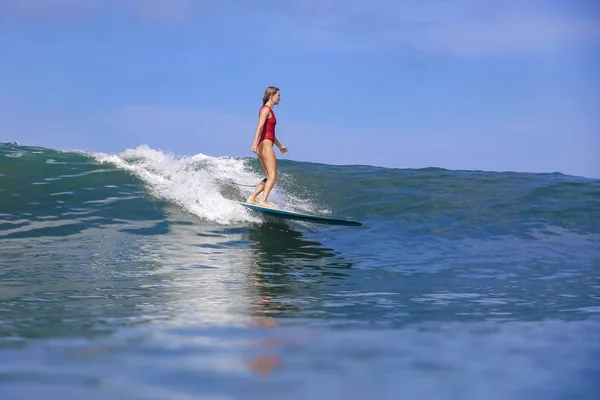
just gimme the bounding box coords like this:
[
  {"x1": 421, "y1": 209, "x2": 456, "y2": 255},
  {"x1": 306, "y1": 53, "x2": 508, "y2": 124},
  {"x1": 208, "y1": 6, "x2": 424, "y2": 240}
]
[
  {"x1": 257, "y1": 0, "x2": 600, "y2": 55},
  {"x1": 1, "y1": 1, "x2": 598, "y2": 54},
  {"x1": 0, "y1": 0, "x2": 211, "y2": 22},
  {"x1": 0, "y1": 0, "x2": 600, "y2": 55},
  {"x1": 0, "y1": 0, "x2": 99, "y2": 19},
  {"x1": 426, "y1": 16, "x2": 600, "y2": 55},
  {"x1": 121, "y1": 0, "x2": 209, "y2": 22}
]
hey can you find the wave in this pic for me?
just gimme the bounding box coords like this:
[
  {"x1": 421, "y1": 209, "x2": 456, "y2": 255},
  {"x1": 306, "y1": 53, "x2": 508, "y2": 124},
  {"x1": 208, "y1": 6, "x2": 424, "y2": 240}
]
[{"x1": 2, "y1": 143, "x2": 599, "y2": 238}]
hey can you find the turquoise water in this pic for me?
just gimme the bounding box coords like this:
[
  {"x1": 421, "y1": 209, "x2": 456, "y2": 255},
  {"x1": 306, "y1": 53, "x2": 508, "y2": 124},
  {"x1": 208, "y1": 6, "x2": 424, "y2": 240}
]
[{"x1": 1, "y1": 142, "x2": 599, "y2": 399}]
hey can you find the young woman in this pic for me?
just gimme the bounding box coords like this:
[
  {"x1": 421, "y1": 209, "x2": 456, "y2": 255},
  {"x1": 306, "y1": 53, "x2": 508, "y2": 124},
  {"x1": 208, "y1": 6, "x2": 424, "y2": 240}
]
[{"x1": 246, "y1": 86, "x2": 288, "y2": 208}]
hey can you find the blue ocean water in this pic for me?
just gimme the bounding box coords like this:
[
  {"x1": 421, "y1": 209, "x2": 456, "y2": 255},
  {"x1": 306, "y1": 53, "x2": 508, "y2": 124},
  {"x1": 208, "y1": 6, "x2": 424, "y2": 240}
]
[{"x1": 1, "y1": 142, "x2": 599, "y2": 400}]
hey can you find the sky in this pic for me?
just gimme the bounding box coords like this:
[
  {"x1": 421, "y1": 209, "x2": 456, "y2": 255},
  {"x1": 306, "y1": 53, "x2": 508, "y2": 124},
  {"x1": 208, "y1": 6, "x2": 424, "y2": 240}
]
[{"x1": 1, "y1": 0, "x2": 599, "y2": 178}]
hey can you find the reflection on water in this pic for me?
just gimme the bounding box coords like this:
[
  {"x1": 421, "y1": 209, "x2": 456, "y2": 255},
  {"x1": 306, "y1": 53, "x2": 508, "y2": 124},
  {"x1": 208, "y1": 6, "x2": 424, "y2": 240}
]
[
  {"x1": 230, "y1": 220, "x2": 355, "y2": 378},
  {"x1": 0, "y1": 207, "x2": 358, "y2": 379},
  {"x1": 0, "y1": 198, "x2": 354, "y2": 341},
  {"x1": 1, "y1": 226, "x2": 599, "y2": 396},
  {"x1": 243, "y1": 221, "x2": 352, "y2": 321},
  {"x1": 246, "y1": 220, "x2": 340, "y2": 264}
]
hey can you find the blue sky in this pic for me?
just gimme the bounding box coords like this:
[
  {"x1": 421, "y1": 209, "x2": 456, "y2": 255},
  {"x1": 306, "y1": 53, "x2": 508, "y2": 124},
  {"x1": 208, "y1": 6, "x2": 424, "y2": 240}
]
[{"x1": 1, "y1": 0, "x2": 599, "y2": 178}]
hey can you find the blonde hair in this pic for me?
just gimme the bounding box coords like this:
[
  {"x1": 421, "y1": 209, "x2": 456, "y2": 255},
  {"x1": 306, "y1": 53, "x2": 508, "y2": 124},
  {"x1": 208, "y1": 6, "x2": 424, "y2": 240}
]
[{"x1": 262, "y1": 86, "x2": 279, "y2": 105}]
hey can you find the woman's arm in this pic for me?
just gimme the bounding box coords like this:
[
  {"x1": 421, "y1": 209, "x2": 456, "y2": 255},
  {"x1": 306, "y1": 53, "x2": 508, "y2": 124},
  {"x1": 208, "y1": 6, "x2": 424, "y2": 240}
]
[
  {"x1": 274, "y1": 137, "x2": 288, "y2": 154},
  {"x1": 251, "y1": 108, "x2": 270, "y2": 152}
]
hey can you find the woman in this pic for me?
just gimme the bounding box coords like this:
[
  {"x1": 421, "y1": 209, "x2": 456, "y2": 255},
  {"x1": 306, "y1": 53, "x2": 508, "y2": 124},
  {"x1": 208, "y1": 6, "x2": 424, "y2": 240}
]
[{"x1": 246, "y1": 86, "x2": 288, "y2": 208}]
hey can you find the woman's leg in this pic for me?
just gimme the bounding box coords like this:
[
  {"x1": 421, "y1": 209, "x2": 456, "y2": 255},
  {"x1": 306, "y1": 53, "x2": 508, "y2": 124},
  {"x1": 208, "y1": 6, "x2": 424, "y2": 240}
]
[
  {"x1": 246, "y1": 156, "x2": 268, "y2": 204},
  {"x1": 257, "y1": 141, "x2": 277, "y2": 207},
  {"x1": 246, "y1": 181, "x2": 265, "y2": 204}
]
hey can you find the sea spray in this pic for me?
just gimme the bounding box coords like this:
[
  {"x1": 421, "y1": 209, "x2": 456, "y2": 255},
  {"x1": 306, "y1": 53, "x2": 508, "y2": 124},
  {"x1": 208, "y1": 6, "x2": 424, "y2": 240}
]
[{"x1": 91, "y1": 145, "x2": 323, "y2": 224}]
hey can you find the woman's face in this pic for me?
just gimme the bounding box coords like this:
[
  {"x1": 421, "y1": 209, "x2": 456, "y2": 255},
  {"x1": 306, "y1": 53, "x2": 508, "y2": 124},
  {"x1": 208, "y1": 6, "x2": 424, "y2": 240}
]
[{"x1": 271, "y1": 91, "x2": 280, "y2": 105}]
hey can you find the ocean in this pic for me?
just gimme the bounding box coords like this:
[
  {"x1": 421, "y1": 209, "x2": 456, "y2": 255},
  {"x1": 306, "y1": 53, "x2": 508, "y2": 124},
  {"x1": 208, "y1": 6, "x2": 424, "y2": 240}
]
[{"x1": 1, "y1": 142, "x2": 599, "y2": 400}]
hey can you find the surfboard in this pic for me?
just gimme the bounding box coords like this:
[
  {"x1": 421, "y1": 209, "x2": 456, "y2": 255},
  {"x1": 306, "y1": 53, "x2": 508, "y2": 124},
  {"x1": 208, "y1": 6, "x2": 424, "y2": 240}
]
[{"x1": 236, "y1": 201, "x2": 362, "y2": 226}]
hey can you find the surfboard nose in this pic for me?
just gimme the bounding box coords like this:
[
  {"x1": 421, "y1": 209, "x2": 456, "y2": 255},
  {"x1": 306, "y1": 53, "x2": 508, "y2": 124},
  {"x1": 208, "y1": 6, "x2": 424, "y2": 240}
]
[{"x1": 236, "y1": 201, "x2": 362, "y2": 226}]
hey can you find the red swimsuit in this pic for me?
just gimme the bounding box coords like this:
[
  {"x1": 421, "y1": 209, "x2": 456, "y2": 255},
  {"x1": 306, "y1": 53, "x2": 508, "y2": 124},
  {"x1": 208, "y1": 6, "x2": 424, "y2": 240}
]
[{"x1": 258, "y1": 105, "x2": 276, "y2": 145}]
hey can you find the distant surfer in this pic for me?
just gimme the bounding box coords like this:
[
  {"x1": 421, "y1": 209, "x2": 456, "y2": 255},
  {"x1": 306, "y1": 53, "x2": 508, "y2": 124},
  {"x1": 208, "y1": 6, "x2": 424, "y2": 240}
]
[{"x1": 246, "y1": 86, "x2": 288, "y2": 208}]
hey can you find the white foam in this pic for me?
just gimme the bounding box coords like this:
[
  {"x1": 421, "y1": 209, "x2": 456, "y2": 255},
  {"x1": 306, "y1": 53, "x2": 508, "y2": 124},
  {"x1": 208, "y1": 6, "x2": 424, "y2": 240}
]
[
  {"x1": 90, "y1": 145, "x2": 310, "y2": 225},
  {"x1": 46, "y1": 158, "x2": 67, "y2": 165}
]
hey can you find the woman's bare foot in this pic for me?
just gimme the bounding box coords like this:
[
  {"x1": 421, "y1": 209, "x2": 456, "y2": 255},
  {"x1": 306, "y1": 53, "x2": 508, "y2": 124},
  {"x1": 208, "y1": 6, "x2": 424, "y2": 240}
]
[
  {"x1": 246, "y1": 197, "x2": 258, "y2": 204},
  {"x1": 258, "y1": 201, "x2": 277, "y2": 209}
]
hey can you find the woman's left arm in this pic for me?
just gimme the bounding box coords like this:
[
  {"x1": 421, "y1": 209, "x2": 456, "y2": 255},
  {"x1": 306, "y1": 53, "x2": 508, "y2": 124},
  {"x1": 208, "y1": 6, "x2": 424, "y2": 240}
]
[{"x1": 274, "y1": 138, "x2": 288, "y2": 153}]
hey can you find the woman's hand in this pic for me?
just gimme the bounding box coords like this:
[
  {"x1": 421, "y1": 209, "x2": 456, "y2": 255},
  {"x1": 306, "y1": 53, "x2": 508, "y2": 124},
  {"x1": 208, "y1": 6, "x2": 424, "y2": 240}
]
[
  {"x1": 279, "y1": 145, "x2": 288, "y2": 154},
  {"x1": 251, "y1": 143, "x2": 258, "y2": 154}
]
